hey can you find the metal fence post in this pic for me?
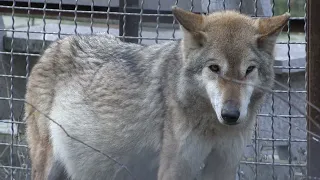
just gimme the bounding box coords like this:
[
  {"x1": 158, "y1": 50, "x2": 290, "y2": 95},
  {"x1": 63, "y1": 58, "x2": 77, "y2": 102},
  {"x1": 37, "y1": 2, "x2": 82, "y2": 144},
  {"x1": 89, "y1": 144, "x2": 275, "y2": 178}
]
[
  {"x1": 119, "y1": 0, "x2": 139, "y2": 43},
  {"x1": 307, "y1": 0, "x2": 320, "y2": 178}
]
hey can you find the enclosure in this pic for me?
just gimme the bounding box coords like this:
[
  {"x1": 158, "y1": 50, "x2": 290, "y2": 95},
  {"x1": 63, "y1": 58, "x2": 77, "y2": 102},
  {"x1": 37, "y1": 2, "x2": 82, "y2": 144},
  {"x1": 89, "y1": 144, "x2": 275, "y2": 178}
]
[{"x1": 0, "y1": 0, "x2": 319, "y2": 179}]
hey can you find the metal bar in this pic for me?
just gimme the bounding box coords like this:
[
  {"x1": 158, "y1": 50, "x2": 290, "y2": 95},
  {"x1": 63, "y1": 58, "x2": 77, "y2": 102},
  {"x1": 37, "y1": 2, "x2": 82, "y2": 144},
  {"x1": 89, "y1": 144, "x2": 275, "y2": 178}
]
[
  {"x1": 119, "y1": 0, "x2": 126, "y2": 41},
  {"x1": 138, "y1": 0, "x2": 144, "y2": 44},
  {"x1": 58, "y1": 0, "x2": 62, "y2": 39},
  {"x1": 42, "y1": 0, "x2": 47, "y2": 52},
  {"x1": 0, "y1": 97, "x2": 25, "y2": 101},
  {"x1": 239, "y1": 161, "x2": 306, "y2": 167},
  {"x1": 271, "y1": 1, "x2": 276, "y2": 179},
  {"x1": 254, "y1": 1, "x2": 259, "y2": 179},
  {"x1": 106, "y1": 0, "x2": 111, "y2": 33},
  {"x1": 119, "y1": 0, "x2": 139, "y2": 43},
  {"x1": 155, "y1": 0, "x2": 161, "y2": 43},
  {"x1": 0, "y1": 142, "x2": 28, "y2": 148},
  {"x1": 25, "y1": 0, "x2": 30, "y2": 80},
  {"x1": 307, "y1": 0, "x2": 320, "y2": 178},
  {"x1": 0, "y1": 166, "x2": 31, "y2": 170},
  {"x1": 90, "y1": 0, "x2": 94, "y2": 34},
  {"x1": 255, "y1": 138, "x2": 306, "y2": 142},
  {"x1": 9, "y1": 1, "x2": 15, "y2": 179},
  {"x1": 286, "y1": 0, "x2": 293, "y2": 179},
  {"x1": 206, "y1": 0, "x2": 210, "y2": 14},
  {"x1": 0, "y1": 51, "x2": 40, "y2": 56},
  {"x1": 258, "y1": 114, "x2": 304, "y2": 118},
  {"x1": 74, "y1": 0, "x2": 78, "y2": 34},
  {"x1": 0, "y1": 120, "x2": 27, "y2": 124}
]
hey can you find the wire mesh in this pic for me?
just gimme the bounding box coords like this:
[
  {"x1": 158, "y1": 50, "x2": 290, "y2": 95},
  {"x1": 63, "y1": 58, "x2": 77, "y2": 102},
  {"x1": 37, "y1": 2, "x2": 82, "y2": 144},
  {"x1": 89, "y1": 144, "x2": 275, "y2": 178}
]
[{"x1": 0, "y1": 0, "x2": 313, "y2": 179}]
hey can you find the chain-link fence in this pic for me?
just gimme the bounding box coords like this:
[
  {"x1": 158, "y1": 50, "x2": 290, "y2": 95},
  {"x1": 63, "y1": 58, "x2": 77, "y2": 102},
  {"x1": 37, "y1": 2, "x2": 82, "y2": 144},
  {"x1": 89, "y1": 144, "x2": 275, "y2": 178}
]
[{"x1": 0, "y1": 0, "x2": 318, "y2": 179}]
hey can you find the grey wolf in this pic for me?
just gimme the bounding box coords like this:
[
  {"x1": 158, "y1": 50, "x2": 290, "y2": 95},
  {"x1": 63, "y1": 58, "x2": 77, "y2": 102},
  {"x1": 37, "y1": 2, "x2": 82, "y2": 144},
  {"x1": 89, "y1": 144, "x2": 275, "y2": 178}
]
[{"x1": 25, "y1": 6, "x2": 290, "y2": 180}]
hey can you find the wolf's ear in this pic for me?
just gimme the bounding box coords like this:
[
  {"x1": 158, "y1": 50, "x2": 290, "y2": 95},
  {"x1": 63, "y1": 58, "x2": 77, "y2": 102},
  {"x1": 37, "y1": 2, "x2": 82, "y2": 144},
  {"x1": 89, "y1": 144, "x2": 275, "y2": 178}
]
[
  {"x1": 172, "y1": 6, "x2": 207, "y2": 47},
  {"x1": 256, "y1": 12, "x2": 290, "y2": 54}
]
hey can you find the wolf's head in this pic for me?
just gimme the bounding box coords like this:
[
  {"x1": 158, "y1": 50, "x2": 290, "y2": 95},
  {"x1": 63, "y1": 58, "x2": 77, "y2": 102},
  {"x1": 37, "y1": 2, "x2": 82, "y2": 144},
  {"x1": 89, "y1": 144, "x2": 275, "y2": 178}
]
[{"x1": 173, "y1": 7, "x2": 289, "y2": 126}]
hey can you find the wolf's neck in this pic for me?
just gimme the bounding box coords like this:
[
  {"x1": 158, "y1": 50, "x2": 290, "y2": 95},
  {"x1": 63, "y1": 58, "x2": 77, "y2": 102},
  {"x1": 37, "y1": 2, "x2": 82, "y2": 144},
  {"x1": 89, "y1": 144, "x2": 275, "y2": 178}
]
[
  {"x1": 144, "y1": 40, "x2": 212, "y2": 115},
  {"x1": 139, "y1": 40, "x2": 183, "y2": 112}
]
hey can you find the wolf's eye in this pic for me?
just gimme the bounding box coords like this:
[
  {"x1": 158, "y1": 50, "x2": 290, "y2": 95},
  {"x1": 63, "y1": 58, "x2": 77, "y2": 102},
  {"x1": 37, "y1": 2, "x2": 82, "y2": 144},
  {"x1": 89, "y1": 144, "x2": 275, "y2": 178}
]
[
  {"x1": 209, "y1": 65, "x2": 220, "y2": 73},
  {"x1": 246, "y1": 66, "x2": 256, "y2": 75}
]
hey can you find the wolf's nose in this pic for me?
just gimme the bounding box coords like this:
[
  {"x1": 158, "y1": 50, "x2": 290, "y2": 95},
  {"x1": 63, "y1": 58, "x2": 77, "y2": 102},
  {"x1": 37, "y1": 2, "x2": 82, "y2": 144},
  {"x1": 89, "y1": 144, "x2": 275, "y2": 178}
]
[{"x1": 221, "y1": 100, "x2": 240, "y2": 124}]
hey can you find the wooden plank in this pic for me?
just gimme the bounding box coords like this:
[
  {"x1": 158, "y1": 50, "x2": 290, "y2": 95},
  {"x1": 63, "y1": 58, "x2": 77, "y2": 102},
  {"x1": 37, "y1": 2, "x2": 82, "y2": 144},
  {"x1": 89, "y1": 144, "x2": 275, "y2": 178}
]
[
  {"x1": 307, "y1": 0, "x2": 320, "y2": 178},
  {"x1": 0, "y1": 0, "x2": 202, "y2": 12},
  {"x1": 0, "y1": 0, "x2": 119, "y2": 7}
]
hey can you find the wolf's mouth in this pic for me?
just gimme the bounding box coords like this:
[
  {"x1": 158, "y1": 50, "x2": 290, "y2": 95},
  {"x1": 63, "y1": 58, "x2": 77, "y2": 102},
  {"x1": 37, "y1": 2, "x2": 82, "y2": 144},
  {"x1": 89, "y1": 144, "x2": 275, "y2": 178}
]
[{"x1": 223, "y1": 121, "x2": 239, "y2": 126}]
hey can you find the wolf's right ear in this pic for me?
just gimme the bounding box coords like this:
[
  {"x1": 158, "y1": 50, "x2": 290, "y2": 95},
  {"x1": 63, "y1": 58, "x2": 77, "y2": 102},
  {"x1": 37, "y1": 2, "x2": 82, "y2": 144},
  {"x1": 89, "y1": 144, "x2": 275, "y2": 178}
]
[
  {"x1": 172, "y1": 6, "x2": 207, "y2": 47},
  {"x1": 255, "y1": 13, "x2": 290, "y2": 54}
]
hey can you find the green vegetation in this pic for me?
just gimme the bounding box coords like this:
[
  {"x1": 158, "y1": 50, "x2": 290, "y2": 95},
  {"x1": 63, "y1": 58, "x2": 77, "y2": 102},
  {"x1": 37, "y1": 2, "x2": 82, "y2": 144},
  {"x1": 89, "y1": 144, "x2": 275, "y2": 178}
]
[{"x1": 273, "y1": 0, "x2": 305, "y2": 17}]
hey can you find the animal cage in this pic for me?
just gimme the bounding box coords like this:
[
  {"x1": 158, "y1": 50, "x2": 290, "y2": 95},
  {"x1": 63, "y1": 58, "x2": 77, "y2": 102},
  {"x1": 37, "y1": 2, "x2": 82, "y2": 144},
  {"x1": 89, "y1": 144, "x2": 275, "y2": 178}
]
[{"x1": 0, "y1": 0, "x2": 319, "y2": 179}]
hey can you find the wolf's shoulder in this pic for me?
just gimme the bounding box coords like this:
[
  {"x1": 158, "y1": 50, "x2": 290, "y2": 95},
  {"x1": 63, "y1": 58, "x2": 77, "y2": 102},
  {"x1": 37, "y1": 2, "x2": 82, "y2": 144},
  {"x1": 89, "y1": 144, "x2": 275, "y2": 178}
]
[{"x1": 66, "y1": 33, "x2": 145, "y2": 51}]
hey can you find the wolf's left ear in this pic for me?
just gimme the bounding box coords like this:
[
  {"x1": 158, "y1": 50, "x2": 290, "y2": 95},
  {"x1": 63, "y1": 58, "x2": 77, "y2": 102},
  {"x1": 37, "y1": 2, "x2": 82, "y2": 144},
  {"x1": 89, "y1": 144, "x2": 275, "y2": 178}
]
[
  {"x1": 172, "y1": 6, "x2": 207, "y2": 47},
  {"x1": 256, "y1": 12, "x2": 290, "y2": 54}
]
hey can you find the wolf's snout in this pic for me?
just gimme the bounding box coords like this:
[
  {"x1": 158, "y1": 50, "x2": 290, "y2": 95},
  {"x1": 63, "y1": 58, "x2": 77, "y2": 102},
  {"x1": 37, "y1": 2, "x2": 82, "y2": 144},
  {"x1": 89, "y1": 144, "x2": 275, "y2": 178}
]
[{"x1": 221, "y1": 100, "x2": 240, "y2": 125}]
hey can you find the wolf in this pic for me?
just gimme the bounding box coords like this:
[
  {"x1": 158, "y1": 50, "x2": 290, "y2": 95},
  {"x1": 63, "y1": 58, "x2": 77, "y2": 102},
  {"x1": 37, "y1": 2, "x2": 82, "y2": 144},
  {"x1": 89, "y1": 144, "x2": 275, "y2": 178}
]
[{"x1": 25, "y1": 6, "x2": 290, "y2": 180}]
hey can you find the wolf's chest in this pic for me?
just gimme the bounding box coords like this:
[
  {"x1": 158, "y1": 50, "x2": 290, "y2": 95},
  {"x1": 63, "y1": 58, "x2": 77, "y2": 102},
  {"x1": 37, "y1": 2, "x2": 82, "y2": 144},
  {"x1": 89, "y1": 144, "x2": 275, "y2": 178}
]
[{"x1": 194, "y1": 132, "x2": 250, "y2": 179}]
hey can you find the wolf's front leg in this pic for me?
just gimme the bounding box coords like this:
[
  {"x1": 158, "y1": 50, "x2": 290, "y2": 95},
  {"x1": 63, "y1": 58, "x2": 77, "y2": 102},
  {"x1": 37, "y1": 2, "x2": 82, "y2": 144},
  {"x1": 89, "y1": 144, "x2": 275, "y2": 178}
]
[
  {"x1": 200, "y1": 164, "x2": 237, "y2": 180},
  {"x1": 157, "y1": 153, "x2": 194, "y2": 180}
]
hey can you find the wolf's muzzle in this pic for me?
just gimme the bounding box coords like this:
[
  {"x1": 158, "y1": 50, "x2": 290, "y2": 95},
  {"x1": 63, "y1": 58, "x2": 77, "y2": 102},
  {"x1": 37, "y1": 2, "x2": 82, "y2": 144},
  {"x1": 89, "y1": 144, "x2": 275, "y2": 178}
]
[{"x1": 221, "y1": 100, "x2": 240, "y2": 125}]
